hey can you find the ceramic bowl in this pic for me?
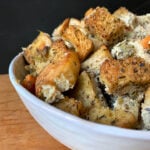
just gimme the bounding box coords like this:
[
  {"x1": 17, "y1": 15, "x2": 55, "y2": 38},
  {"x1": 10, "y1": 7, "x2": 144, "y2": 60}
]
[{"x1": 9, "y1": 53, "x2": 150, "y2": 150}]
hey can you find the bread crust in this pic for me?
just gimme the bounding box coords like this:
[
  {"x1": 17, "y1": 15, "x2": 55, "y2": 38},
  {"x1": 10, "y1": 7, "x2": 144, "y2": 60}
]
[
  {"x1": 100, "y1": 57, "x2": 150, "y2": 95},
  {"x1": 53, "y1": 97, "x2": 83, "y2": 116},
  {"x1": 52, "y1": 18, "x2": 93, "y2": 61},
  {"x1": 84, "y1": 7, "x2": 126, "y2": 46},
  {"x1": 23, "y1": 32, "x2": 52, "y2": 64},
  {"x1": 62, "y1": 25, "x2": 93, "y2": 61},
  {"x1": 81, "y1": 45, "x2": 112, "y2": 75},
  {"x1": 85, "y1": 106, "x2": 137, "y2": 128},
  {"x1": 70, "y1": 71, "x2": 106, "y2": 109},
  {"x1": 35, "y1": 40, "x2": 80, "y2": 102}
]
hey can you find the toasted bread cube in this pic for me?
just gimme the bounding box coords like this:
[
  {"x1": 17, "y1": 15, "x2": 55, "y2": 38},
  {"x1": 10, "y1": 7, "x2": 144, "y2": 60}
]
[
  {"x1": 53, "y1": 97, "x2": 83, "y2": 116},
  {"x1": 70, "y1": 71, "x2": 106, "y2": 109},
  {"x1": 23, "y1": 32, "x2": 52, "y2": 64},
  {"x1": 23, "y1": 32, "x2": 52, "y2": 75},
  {"x1": 84, "y1": 7, "x2": 126, "y2": 46},
  {"x1": 35, "y1": 40, "x2": 80, "y2": 103},
  {"x1": 62, "y1": 25, "x2": 93, "y2": 61},
  {"x1": 85, "y1": 106, "x2": 137, "y2": 129},
  {"x1": 113, "y1": 95, "x2": 142, "y2": 121},
  {"x1": 81, "y1": 45, "x2": 112, "y2": 75},
  {"x1": 52, "y1": 18, "x2": 93, "y2": 61},
  {"x1": 100, "y1": 57, "x2": 150, "y2": 95}
]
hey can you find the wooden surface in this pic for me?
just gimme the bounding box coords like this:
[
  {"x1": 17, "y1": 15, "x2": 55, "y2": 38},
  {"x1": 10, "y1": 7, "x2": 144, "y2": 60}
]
[{"x1": 0, "y1": 75, "x2": 69, "y2": 150}]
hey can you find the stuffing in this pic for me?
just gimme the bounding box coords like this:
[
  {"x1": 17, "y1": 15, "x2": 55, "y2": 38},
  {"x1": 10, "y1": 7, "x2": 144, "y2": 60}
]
[{"x1": 21, "y1": 6, "x2": 150, "y2": 130}]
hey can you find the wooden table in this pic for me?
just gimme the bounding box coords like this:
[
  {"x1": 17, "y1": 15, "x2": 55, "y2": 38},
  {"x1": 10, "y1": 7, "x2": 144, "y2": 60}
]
[{"x1": 0, "y1": 75, "x2": 69, "y2": 150}]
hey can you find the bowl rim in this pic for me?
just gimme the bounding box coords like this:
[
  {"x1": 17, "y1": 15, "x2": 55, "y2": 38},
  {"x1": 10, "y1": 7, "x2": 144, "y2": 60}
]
[{"x1": 9, "y1": 52, "x2": 150, "y2": 140}]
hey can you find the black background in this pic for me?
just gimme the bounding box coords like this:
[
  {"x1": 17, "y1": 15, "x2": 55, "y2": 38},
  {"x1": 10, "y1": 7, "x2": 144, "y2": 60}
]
[{"x1": 0, "y1": 0, "x2": 150, "y2": 74}]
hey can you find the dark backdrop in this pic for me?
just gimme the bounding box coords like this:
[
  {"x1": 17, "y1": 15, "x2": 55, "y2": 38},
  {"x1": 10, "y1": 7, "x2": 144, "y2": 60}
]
[{"x1": 0, "y1": 0, "x2": 150, "y2": 74}]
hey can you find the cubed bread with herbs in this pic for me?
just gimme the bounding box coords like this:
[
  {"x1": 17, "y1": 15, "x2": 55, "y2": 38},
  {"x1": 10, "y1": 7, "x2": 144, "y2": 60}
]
[{"x1": 84, "y1": 7, "x2": 126, "y2": 46}]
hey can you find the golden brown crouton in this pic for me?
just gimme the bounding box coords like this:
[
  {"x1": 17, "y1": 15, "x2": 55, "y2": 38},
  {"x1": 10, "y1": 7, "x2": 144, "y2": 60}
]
[
  {"x1": 23, "y1": 32, "x2": 52, "y2": 64},
  {"x1": 81, "y1": 45, "x2": 112, "y2": 75},
  {"x1": 35, "y1": 40, "x2": 80, "y2": 103},
  {"x1": 62, "y1": 25, "x2": 93, "y2": 61},
  {"x1": 85, "y1": 106, "x2": 137, "y2": 128},
  {"x1": 141, "y1": 87, "x2": 150, "y2": 129},
  {"x1": 113, "y1": 95, "x2": 141, "y2": 122},
  {"x1": 53, "y1": 97, "x2": 83, "y2": 116},
  {"x1": 23, "y1": 32, "x2": 52, "y2": 75},
  {"x1": 70, "y1": 71, "x2": 106, "y2": 109},
  {"x1": 84, "y1": 7, "x2": 126, "y2": 46},
  {"x1": 52, "y1": 18, "x2": 93, "y2": 61},
  {"x1": 48, "y1": 39, "x2": 72, "y2": 63},
  {"x1": 100, "y1": 57, "x2": 150, "y2": 95}
]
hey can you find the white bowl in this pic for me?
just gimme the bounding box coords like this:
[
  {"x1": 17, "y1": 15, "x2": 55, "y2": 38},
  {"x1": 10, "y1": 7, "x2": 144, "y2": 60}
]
[{"x1": 9, "y1": 53, "x2": 150, "y2": 150}]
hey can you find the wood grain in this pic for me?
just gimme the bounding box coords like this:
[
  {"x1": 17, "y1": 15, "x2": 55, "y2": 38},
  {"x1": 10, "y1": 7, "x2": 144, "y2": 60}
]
[{"x1": 0, "y1": 75, "x2": 69, "y2": 150}]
